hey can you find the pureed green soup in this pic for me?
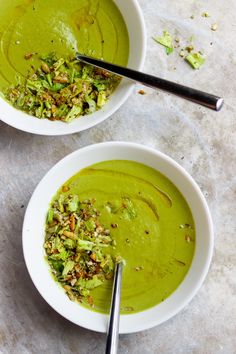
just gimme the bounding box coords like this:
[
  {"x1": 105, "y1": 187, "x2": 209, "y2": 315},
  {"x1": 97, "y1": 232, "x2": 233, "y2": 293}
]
[
  {"x1": 0, "y1": 0, "x2": 129, "y2": 91},
  {"x1": 44, "y1": 160, "x2": 195, "y2": 314}
]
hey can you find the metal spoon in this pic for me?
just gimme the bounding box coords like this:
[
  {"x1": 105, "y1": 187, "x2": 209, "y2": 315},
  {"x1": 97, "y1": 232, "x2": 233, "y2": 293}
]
[
  {"x1": 76, "y1": 53, "x2": 223, "y2": 111},
  {"x1": 105, "y1": 262, "x2": 123, "y2": 354}
]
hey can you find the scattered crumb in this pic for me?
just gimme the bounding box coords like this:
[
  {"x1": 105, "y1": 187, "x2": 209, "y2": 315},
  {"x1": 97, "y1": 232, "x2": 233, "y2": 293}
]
[
  {"x1": 134, "y1": 266, "x2": 144, "y2": 271},
  {"x1": 202, "y1": 12, "x2": 210, "y2": 18},
  {"x1": 185, "y1": 45, "x2": 194, "y2": 53},
  {"x1": 21, "y1": 204, "x2": 24, "y2": 208},
  {"x1": 15, "y1": 40, "x2": 20, "y2": 45},
  {"x1": 24, "y1": 52, "x2": 37, "y2": 60},
  {"x1": 123, "y1": 306, "x2": 134, "y2": 312},
  {"x1": 211, "y1": 23, "x2": 218, "y2": 31},
  {"x1": 138, "y1": 89, "x2": 146, "y2": 95},
  {"x1": 185, "y1": 235, "x2": 192, "y2": 243},
  {"x1": 179, "y1": 49, "x2": 185, "y2": 57},
  {"x1": 190, "y1": 15, "x2": 195, "y2": 19}
]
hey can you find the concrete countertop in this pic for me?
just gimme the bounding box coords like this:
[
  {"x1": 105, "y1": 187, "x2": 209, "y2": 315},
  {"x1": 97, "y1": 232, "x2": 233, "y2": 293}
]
[{"x1": 0, "y1": 0, "x2": 235, "y2": 353}]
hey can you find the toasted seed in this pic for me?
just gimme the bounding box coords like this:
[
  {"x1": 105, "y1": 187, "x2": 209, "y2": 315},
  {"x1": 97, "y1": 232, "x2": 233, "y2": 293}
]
[
  {"x1": 70, "y1": 215, "x2": 75, "y2": 231},
  {"x1": 63, "y1": 230, "x2": 77, "y2": 240},
  {"x1": 41, "y1": 63, "x2": 50, "y2": 73},
  {"x1": 24, "y1": 53, "x2": 35, "y2": 60},
  {"x1": 90, "y1": 253, "x2": 97, "y2": 261},
  {"x1": 138, "y1": 89, "x2": 146, "y2": 95},
  {"x1": 63, "y1": 285, "x2": 71, "y2": 291}
]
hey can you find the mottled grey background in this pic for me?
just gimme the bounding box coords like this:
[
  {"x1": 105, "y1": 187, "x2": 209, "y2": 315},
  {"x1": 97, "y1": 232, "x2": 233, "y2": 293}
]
[{"x1": 0, "y1": 0, "x2": 236, "y2": 353}]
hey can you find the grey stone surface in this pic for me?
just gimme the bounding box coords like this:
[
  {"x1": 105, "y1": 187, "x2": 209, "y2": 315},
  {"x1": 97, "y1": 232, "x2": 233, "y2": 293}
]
[{"x1": 0, "y1": 0, "x2": 236, "y2": 353}]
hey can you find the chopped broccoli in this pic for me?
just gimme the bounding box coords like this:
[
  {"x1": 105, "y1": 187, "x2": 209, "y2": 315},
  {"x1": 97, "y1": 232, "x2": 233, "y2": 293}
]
[
  {"x1": 185, "y1": 52, "x2": 205, "y2": 69},
  {"x1": 6, "y1": 53, "x2": 121, "y2": 123}
]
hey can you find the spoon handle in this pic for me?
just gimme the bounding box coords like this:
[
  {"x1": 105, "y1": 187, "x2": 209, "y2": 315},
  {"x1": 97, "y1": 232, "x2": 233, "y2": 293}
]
[
  {"x1": 105, "y1": 262, "x2": 123, "y2": 354},
  {"x1": 77, "y1": 54, "x2": 223, "y2": 111}
]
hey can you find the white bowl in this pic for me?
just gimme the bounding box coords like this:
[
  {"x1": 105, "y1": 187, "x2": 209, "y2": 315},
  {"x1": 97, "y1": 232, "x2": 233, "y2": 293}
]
[
  {"x1": 23, "y1": 142, "x2": 213, "y2": 333},
  {"x1": 0, "y1": 0, "x2": 146, "y2": 136}
]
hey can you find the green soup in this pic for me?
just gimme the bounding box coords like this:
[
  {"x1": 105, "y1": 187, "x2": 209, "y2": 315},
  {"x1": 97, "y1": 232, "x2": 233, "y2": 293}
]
[
  {"x1": 54, "y1": 160, "x2": 195, "y2": 314},
  {"x1": 0, "y1": 0, "x2": 129, "y2": 91}
]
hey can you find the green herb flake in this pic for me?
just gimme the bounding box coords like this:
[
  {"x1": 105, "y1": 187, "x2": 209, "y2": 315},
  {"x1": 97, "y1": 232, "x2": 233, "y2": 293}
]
[
  {"x1": 62, "y1": 260, "x2": 75, "y2": 276},
  {"x1": 47, "y1": 209, "x2": 54, "y2": 224},
  {"x1": 153, "y1": 31, "x2": 174, "y2": 55},
  {"x1": 67, "y1": 195, "x2": 79, "y2": 212},
  {"x1": 122, "y1": 198, "x2": 137, "y2": 220}
]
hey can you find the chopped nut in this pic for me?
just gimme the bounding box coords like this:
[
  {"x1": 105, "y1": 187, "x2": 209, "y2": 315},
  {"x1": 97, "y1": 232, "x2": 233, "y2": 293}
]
[
  {"x1": 87, "y1": 296, "x2": 94, "y2": 307},
  {"x1": 51, "y1": 104, "x2": 57, "y2": 114},
  {"x1": 70, "y1": 278, "x2": 77, "y2": 286},
  {"x1": 202, "y1": 12, "x2": 210, "y2": 18},
  {"x1": 96, "y1": 225, "x2": 104, "y2": 233}
]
